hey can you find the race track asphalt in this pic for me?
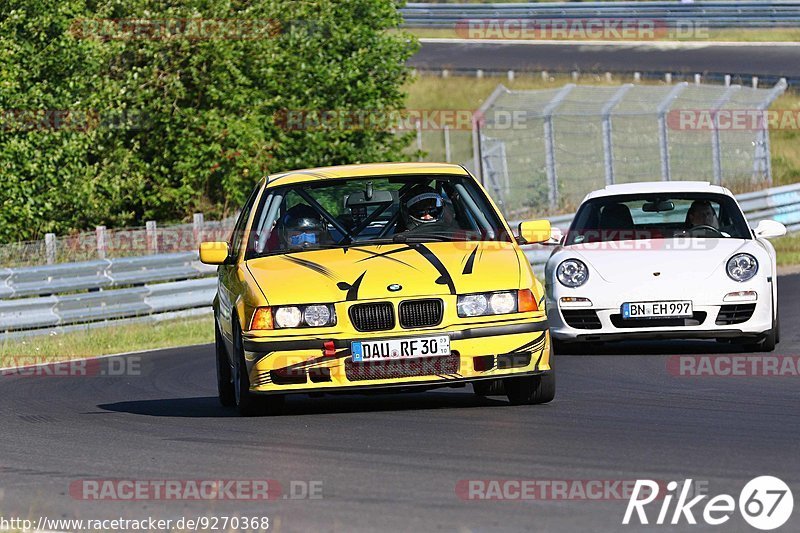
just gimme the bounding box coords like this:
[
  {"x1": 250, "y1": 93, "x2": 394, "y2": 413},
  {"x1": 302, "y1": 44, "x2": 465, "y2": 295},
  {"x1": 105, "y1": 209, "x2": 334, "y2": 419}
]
[
  {"x1": 1, "y1": 274, "x2": 799, "y2": 532},
  {"x1": 411, "y1": 40, "x2": 800, "y2": 83}
]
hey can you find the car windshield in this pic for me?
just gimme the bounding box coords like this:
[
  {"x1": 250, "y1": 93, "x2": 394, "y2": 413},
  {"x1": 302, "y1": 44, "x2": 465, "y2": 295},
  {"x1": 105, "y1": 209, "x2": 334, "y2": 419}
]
[
  {"x1": 564, "y1": 193, "x2": 751, "y2": 245},
  {"x1": 245, "y1": 175, "x2": 512, "y2": 257}
]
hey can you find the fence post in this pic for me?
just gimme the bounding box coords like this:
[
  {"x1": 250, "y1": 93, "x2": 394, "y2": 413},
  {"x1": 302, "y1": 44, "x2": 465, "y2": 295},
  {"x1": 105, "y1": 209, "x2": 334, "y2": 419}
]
[
  {"x1": 416, "y1": 119, "x2": 423, "y2": 161},
  {"x1": 96, "y1": 226, "x2": 107, "y2": 259},
  {"x1": 656, "y1": 82, "x2": 688, "y2": 181},
  {"x1": 753, "y1": 78, "x2": 788, "y2": 185},
  {"x1": 471, "y1": 84, "x2": 509, "y2": 184},
  {"x1": 601, "y1": 84, "x2": 633, "y2": 186},
  {"x1": 443, "y1": 125, "x2": 452, "y2": 163},
  {"x1": 146, "y1": 220, "x2": 158, "y2": 254},
  {"x1": 193, "y1": 213, "x2": 205, "y2": 247},
  {"x1": 710, "y1": 85, "x2": 740, "y2": 185},
  {"x1": 45, "y1": 233, "x2": 56, "y2": 265},
  {"x1": 542, "y1": 84, "x2": 576, "y2": 210}
]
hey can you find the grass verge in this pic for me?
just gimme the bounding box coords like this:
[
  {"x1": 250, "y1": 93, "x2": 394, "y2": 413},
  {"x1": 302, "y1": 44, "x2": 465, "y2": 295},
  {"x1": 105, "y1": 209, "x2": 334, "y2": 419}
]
[
  {"x1": 774, "y1": 233, "x2": 800, "y2": 267},
  {"x1": 0, "y1": 316, "x2": 213, "y2": 364}
]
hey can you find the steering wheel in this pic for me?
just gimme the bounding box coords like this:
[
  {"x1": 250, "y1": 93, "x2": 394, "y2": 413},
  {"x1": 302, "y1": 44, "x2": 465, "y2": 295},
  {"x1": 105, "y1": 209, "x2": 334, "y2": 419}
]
[{"x1": 686, "y1": 224, "x2": 723, "y2": 237}]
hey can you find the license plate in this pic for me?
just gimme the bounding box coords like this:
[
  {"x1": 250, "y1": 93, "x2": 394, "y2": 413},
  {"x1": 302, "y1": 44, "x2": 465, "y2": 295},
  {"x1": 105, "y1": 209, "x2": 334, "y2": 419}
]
[
  {"x1": 351, "y1": 335, "x2": 450, "y2": 362},
  {"x1": 622, "y1": 300, "x2": 693, "y2": 319}
]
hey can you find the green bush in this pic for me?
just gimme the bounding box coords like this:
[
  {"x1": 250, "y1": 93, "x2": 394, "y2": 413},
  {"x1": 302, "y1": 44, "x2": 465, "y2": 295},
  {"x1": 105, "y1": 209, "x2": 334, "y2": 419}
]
[{"x1": 0, "y1": 0, "x2": 417, "y2": 242}]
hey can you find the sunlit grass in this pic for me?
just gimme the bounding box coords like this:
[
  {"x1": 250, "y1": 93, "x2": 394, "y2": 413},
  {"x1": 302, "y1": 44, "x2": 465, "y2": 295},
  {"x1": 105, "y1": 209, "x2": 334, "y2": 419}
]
[{"x1": 0, "y1": 316, "x2": 213, "y2": 363}]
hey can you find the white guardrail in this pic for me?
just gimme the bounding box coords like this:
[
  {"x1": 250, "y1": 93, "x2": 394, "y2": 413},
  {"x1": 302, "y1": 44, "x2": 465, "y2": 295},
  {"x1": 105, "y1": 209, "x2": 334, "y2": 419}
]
[{"x1": 1, "y1": 183, "x2": 798, "y2": 337}]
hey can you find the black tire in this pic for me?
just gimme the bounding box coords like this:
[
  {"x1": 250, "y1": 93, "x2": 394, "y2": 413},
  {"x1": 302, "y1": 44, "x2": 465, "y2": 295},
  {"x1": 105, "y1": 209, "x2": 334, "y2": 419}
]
[
  {"x1": 215, "y1": 321, "x2": 236, "y2": 407},
  {"x1": 504, "y1": 372, "x2": 556, "y2": 405},
  {"x1": 552, "y1": 338, "x2": 579, "y2": 355},
  {"x1": 232, "y1": 319, "x2": 285, "y2": 416},
  {"x1": 473, "y1": 379, "x2": 505, "y2": 396},
  {"x1": 775, "y1": 303, "x2": 781, "y2": 345}
]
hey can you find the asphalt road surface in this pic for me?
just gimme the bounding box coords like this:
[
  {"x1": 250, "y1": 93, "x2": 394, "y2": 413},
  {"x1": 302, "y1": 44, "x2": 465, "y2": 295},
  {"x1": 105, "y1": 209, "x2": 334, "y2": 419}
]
[
  {"x1": 411, "y1": 40, "x2": 800, "y2": 83},
  {"x1": 1, "y1": 274, "x2": 799, "y2": 532}
]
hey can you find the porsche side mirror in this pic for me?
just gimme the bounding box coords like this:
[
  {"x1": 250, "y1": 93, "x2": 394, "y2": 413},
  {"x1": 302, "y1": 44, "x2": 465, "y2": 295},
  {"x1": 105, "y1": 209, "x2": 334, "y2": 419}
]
[
  {"x1": 753, "y1": 220, "x2": 787, "y2": 239},
  {"x1": 199, "y1": 241, "x2": 232, "y2": 265},
  {"x1": 518, "y1": 220, "x2": 552, "y2": 245}
]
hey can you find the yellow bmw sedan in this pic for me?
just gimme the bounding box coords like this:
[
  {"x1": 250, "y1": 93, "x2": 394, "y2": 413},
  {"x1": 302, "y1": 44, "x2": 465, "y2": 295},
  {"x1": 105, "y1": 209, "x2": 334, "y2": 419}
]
[{"x1": 200, "y1": 162, "x2": 553, "y2": 415}]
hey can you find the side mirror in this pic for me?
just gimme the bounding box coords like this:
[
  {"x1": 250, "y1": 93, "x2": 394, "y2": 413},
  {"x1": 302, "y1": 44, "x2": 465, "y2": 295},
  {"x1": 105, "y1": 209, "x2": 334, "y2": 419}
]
[
  {"x1": 199, "y1": 241, "x2": 231, "y2": 265},
  {"x1": 518, "y1": 220, "x2": 552, "y2": 245},
  {"x1": 753, "y1": 220, "x2": 787, "y2": 239}
]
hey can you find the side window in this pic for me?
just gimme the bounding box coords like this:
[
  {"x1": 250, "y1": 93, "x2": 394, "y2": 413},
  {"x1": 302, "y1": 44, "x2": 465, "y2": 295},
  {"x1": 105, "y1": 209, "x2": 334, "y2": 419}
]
[{"x1": 229, "y1": 182, "x2": 263, "y2": 258}]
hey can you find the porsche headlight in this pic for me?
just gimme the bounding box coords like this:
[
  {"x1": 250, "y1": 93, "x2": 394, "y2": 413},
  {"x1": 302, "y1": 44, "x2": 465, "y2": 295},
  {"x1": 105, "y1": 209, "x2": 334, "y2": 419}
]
[
  {"x1": 557, "y1": 259, "x2": 589, "y2": 288},
  {"x1": 273, "y1": 304, "x2": 336, "y2": 328},
  {"x1": 458, "y1": 291, "x2": 519, "y2": 317},
  {"x1": 727, "y1": 253, "x2": 758, "y2": 282}
]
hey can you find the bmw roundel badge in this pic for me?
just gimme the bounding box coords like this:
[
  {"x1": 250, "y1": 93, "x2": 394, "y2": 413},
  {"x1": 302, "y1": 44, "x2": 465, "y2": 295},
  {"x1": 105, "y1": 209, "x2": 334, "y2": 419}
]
[{"x1": 387, "y1": 284, "x2": 402, "y2": 292}]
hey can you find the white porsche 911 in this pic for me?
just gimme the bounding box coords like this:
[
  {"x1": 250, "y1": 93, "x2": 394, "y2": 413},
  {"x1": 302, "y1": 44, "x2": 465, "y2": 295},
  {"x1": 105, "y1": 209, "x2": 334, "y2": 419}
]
[{"x1": 545, "y1": 181, "x2": 787, "y2": 353}]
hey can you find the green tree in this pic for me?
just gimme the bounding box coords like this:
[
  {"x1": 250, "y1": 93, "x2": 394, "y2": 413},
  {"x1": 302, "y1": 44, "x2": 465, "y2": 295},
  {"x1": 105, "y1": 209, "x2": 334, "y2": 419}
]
[{"x1": 0, "y1": 0, "x2": 417, "y2": 242}]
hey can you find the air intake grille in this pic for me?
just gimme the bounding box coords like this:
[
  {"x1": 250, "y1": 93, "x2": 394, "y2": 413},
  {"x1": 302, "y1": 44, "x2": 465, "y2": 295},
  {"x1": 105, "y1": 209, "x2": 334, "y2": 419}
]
[
  {"x1": 349, "y1": 302, "x2": 395, "y2": 332},
  {"x1": 345, "y1": 353, "x2": 460, "y2": 381},
  {"x1": 399, "y1": 299, "x2": 444, "y2": 329},
  {"x1": 562, "y1": 310, "x2": 602, "y2": 330},
  {"x1": 716, "y1": 304, "x2": 756, "y2": 325}
]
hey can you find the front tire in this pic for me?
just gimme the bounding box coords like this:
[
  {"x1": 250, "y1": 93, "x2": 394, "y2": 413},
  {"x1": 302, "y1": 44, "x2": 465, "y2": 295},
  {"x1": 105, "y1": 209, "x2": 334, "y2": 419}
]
[
  {"x1": 232, "y1": 319, "x2": 285, "y2": 416},
  {"x1": 504, "y1": 372, "x2": 556, "y2": 405},
  {"x1": 216, "y1": 320, "x2": 236, "y2": 407},
  {"x1": 473, "y1": 379, "x2": 505, "y2": 396}
]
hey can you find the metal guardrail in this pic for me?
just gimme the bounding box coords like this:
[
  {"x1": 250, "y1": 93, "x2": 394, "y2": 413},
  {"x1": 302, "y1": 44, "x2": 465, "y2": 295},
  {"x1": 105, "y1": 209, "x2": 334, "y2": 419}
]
[
  {"x1": 521, "y1": 182, "x2": 800, "y2": 274},
  {"x1": 401, "y1": 2, "x2": 800, "y2": 29},
  {"x1": 1, "y1": 183, "x2": 797, "y2": 336},
  {"x1": 0, "y1": 253, "x2": 216, "y2": 334}
]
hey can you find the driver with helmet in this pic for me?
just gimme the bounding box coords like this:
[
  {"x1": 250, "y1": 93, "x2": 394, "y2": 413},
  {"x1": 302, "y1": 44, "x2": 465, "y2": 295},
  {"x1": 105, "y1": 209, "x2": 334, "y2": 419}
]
[
  {"x1": 399, "y1": 184, "x2": 456, "y2": 235},
  {"x1": 277, "y1": 204, "x2": 329, "y2": 250}
]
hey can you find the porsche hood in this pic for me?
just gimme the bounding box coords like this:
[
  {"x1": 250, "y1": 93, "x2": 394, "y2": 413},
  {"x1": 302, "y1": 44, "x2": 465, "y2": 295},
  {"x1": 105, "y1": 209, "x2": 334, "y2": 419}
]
[{"x1": 245, "y1": 241, "x2": 524, "y2": 305}]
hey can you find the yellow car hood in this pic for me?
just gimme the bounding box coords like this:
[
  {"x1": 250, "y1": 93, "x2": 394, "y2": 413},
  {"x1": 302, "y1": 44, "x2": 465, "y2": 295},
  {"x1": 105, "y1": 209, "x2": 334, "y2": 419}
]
[{"x1": 246, "y1": 241, "x2": 523, "y2": 305}]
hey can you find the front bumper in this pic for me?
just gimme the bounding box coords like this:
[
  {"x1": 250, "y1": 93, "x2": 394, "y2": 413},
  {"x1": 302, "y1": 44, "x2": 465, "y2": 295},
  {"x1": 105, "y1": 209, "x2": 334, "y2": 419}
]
[
  {"x1": 547, "y1": 281, "x2": 773, "y2": 342},
  {"x1": 242, "y1": 317, "x2": 550, "y2": 394}
]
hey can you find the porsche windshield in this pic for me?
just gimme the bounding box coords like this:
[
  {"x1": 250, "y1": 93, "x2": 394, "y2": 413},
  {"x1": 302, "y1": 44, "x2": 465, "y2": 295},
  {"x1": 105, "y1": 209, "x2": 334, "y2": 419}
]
[
  {"x1": 565, "y1": 193, "x2": 751, "y2": 245},
  {"x1": 244, "y1": 175, "x2": 512, "y2": 257}
]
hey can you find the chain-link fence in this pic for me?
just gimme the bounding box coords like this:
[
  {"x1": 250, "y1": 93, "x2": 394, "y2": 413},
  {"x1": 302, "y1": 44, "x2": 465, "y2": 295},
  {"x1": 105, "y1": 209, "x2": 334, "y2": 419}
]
[
  {"x1": 0, "y1": 216, "x2": 236, "y2": 268},
  {"x1": 475, "y1": 80, "x2": 787, "y2": 219}
]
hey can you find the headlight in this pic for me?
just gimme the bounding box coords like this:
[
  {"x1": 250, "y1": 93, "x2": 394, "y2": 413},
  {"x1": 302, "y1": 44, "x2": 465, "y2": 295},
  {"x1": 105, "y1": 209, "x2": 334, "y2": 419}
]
[
  {"x1": 274, "y1": 306, "x2": 302, "y2": 328},
  {"x1": 557, "y1": 259, "x2": 589, "y2": 288},
  {"x1": 727, "y1": 253, "x2": 758, "y2": 282},
  {"x1": 303, "y1": 304, "x2": 331, "y2": 327},
  {"x1": 457, "y1": 294, "x2": 488, "y2": 317},
  {"x1": 458, "y1": 291, "x2": 519, "y2": 317},
  {"x1": 273, "y1": 304, "x2": 336, "y2": 328},
  {"x1": 489, "y1": 292, "x2": 516, "y2": 314}
]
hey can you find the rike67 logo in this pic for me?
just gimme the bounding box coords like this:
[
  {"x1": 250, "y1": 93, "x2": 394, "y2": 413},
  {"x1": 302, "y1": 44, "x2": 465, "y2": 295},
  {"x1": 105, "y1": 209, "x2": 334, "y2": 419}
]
[{"x1": 623, "y1": 477, "x2": 793, "y2": 530}]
